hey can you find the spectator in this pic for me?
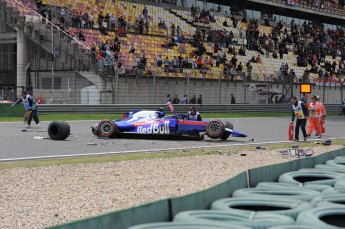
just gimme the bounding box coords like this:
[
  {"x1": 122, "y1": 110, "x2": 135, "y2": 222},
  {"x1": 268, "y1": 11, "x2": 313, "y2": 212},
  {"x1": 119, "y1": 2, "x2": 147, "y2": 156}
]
[
  {"x1": 143, "y1": 6, "x2": 148, "y2": 20},
  {"x1": 104, "y1": 13, "x2": 110, "y2": 29},
  {"x1": 256, "y1": 55, "x2": 262, "y2": 63},
  {"x1": 60, "y1": 8, "x2": 66, "y2": 24},
  {"x1": 166, "y1": 94, "x2": 172, "y2": 103},
  {"x1": 170, "y1": 24, "x2": 176, "y2": 37},
  {"x1": 164, "y1": 57, "x2": 170, "y2": 72},
  {"x1": 197, "y1": 95, "x2": 203, "y2": 106},
  {"x1": 78, "y1": 31, "x2": 85, "y2": 41},
  {"x1": 88, "y1": 12, "x2": 94, "y2": 28},
  {"x1": 96, "y1": 49, "x2": 103, "y2": 71},
  {"x1": 246, "y1": 61, "x2": 253, "y2": 81},
  {"x1": 176, "y1": 26, "x2": 181, "y2": 36},
  {"x1": 129, "y1": 43, "x2": 135, "y2": 53},
  {"x1": 173, "y1": 95, "x2": 180, "y2": 104},
  {"x1": 98, "y1": 11, "x2": 104, "y2": 27},
  {"x1": 237, "y1": 62, "x2": 243, "y2": 78},
  {"x1": 144, "y1": 19, "x2": 150, "y2": 34},
  {"x1": 119, "y1": 26, "x2": 126, "y2": 37},
  {"x1": 110, "y1": 14, "x2": 116, "y2": 30},
  {"x1": 179, "y1": 43, "x2": 186, "y2": 54},
  {"x1": 140, "y1": 54, "x2": 147, "y2": 68},
  {"x1": 231, "y1": 93, "x2": 236, "y2": 104},
  {"x1": 181, "y1": 95, "x2": 188, "y2": 104},
  {"x1": 132, "y1": 55, "x2": 140, "y2": 73},
  {"x1": 156, "y1": 55, "x2": 163, "y2": 67},
  {"x1": 189, "y1": 95, "x2": 196, "y2": 104}
]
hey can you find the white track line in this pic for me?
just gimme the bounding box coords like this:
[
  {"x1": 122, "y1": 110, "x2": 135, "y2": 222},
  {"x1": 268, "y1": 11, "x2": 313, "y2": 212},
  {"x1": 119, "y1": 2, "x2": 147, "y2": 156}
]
[{"x1": 1, "y1": 137, "x2": 345, "y2": 162}]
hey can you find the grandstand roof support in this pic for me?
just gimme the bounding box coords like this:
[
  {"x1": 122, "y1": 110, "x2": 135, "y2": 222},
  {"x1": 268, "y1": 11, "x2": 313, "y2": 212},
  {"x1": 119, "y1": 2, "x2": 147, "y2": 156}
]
[{"x1": 16, "y1": 27, "x2": 28, "y2": 89}]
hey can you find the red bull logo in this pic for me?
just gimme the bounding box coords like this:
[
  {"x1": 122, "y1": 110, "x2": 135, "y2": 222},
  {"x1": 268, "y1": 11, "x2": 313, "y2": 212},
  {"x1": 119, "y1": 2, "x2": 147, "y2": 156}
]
[{"x1": 137, "y1": 121, "x2": 170, "y2": 134}]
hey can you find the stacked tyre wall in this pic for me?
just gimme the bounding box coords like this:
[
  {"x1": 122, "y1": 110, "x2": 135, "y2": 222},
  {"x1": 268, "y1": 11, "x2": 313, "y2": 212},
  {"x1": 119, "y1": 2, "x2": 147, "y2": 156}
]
[{"x1": 49, "y1": 148, "x2": 345, "y2": 229}]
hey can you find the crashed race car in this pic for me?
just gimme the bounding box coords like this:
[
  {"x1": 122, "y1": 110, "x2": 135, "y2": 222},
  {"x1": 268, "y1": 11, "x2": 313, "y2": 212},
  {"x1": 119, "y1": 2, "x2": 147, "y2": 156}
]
[{"x1": 92, "y1": 109, "x2": 247, "y2": 140}]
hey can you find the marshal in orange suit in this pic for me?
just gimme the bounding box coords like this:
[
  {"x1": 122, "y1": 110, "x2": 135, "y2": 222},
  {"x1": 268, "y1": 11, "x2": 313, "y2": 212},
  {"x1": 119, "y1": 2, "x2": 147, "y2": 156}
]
[{"x1": 307, "y1": 95, "x2": 326, "y2": 138}]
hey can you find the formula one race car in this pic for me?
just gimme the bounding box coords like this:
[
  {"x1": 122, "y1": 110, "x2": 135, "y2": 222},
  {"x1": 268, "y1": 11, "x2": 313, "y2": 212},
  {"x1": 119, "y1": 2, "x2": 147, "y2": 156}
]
[{"x1": 91, "y1": 110, "x2": 247, "y2": 140}]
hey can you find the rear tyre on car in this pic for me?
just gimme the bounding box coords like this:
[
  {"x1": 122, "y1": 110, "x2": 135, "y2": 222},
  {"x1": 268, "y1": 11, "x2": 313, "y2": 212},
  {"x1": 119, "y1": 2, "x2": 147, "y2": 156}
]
[
  {"x1": 206, "y1": 120, "x2": 225, "y2": 139},
  {"x1": 220, "y1": 122, "x2": 233, "y2": 140},
  {"x1": 97, "y1": 119, "x2": 118, "y2": 138},
  {"x1": 48, "y1": 121, "x2": 70, "y2": 140}
]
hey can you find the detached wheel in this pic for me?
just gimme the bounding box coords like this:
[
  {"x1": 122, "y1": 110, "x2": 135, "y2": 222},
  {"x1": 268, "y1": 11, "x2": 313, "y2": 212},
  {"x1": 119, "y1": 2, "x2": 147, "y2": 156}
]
[
  {"x1": 220, "y1": 122, "x2": 233, "y2": 140},
  {"x1": 48, "y1": 121, "x2": 70, "y2": 140},
  {"x1": 97, "y1": 119, "x2": 118, "y2": 138},
  {"x1": 206, "y1": 119, "x2": 225, "y2": 139}
]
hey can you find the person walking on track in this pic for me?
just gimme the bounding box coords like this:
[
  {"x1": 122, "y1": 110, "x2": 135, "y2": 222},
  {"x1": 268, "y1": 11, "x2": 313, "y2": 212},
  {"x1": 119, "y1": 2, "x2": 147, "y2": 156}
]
[
  {"x1": 291, "y1": 96, "x2": 309, "y2": 141},
  {"x1": 307, "y1": 95, "x2": 325, "y2": 138},
  {"x1": 11, "y1": 91, "x2": 40, "y2": 128}
]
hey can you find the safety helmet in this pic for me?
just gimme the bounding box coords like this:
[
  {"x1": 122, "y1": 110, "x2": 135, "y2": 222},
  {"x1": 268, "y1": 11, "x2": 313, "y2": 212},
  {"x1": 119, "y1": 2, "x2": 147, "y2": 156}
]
[{"x1": 312, "y1": 94, "x2": 320, "y2": 100}]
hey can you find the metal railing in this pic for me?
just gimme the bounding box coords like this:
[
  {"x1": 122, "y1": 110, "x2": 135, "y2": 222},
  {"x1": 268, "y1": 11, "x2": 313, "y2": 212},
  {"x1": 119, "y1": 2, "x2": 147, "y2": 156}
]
[
  {"x1": 0, "y1": 0, "x2": 106, "y2": 72},
  {"x1": 36, "y1": 103, "x2": 342, "y2": 114}
]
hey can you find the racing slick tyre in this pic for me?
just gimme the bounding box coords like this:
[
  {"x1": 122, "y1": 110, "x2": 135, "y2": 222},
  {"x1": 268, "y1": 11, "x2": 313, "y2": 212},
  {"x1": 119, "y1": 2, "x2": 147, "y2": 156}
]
[
  {"x1": 256, "y1": 182, "x2": 331, "y2": 192},
  {"x1": 210, "y1": 197, "x2": 312, "y2": 219},
  {"x1": 173, "y1": 210, "x2": 294, "y2": 229},
  {"x1": 278, "y1": 169, "x2": 344, "y2": 186},
  {"x1": 220, "y1": 122, "x2": 233, "y2": 141},
  {"x1": 205, "y1": 119, "x2": 225, "y2": 139},
  {"x1": 232, "y1": 187, "x2": 321, "y2": 202},
  {"x1": 128, "y1": 222, "x2": 248, "y2": 229},
  {"x1": 97, "y1": 119, "x2": 118, "y2": 138},
  {"x1": 48, "y1": 121, "x2": 70, "y2": 140},
  {"x1": 296, "y1": 204, "x2": 345, "y2": 228}
]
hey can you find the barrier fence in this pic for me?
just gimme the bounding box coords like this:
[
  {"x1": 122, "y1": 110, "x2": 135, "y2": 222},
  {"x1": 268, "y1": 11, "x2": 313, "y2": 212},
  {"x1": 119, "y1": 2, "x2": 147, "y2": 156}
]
[
  {"x1": 34, "y1": 103, "x2": 342, "y2": 114},
  {"x1": 5, "y1": 73, "x2": 345, "y2": 105},
  {"x1": 48, "y1": 147, "x2": 345, "y2": 229}
]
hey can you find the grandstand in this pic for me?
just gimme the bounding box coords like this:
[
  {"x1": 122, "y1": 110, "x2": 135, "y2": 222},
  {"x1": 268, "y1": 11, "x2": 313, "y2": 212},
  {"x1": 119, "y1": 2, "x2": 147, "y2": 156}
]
[{"x1": 0, "y1": 0, "x2": 344, "y2": 104}]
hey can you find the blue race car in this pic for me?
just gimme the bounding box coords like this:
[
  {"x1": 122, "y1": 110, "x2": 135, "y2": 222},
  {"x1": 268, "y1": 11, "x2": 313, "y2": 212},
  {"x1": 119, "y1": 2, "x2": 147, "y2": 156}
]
[{"x1": 91, "y1": 110, "x2": 247, "y2": 140}]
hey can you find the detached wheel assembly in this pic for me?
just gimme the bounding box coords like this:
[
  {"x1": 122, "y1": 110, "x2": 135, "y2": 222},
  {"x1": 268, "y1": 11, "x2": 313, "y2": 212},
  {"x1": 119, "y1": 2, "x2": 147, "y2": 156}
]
[
  {"x1": 97, "y1": 119, "x2": 118, "y2": 138},
  {"x1": 206, "y1": 119, "x2": 225, "y2": 139},
  {"x1": 48, "y1": 121, "x2": 70, "y2": 140},
  {"x1": 220, "y1": 121, "x2": 233, "y2": 140}
]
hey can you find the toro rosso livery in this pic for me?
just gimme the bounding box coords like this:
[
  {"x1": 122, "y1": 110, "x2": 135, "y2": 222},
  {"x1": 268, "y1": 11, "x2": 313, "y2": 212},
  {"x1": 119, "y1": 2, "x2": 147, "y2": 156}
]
[{"x1": 92, "y1": 110, "x2": 247, "y2": 140}]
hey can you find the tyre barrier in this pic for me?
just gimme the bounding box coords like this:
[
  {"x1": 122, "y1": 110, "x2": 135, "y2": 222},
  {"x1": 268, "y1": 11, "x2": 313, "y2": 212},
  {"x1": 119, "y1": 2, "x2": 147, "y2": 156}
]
[
  {"x1": 128, "y1": 222, "x2": 250, "y2": 229},
  {"x1": 48, "y1": 121, "x2": 70, "y2": 140},
  {"x1": 315, "y1": 164, "x2": 345, "y2": 173},
  {"x1": 210, "y1": 197, "x2": 311, "y2": 219},
  {"x1": 311, "y1": 193, "x2": 345, "y2": 207},
  {"x1": 325, "y1": 158, "x2": 345, "y2": 168},
  {"x1": 296, "y1": 205, "x2": 345, "y2": 228},
  {"x1": 278, "y1": 169, "x2": 344, "y2": 186},
  {"x1": 90, "y1": 149, "x2": 345, "y2": 229},
  {"x1": 173, "y1": 210, "x2": 295, "y2": 229},
  {"x1": 256, "y1": 182, "x2": 331, "y2": 192},
  {"x1": 232, "y1": 187, "x2": 321, "y2": 202},
  {"x1": 268, "y1": 226, "x2": 317, "y2": 229},
  {"x1": 334, "y1": 178, "x2": 345, "y2": 190}
]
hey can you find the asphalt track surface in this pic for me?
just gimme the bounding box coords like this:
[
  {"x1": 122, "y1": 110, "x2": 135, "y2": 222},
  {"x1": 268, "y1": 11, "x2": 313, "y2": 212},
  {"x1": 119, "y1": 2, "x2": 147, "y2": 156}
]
[{"x1": 0, "y1": 117, "x2": 344, "y2": 161}]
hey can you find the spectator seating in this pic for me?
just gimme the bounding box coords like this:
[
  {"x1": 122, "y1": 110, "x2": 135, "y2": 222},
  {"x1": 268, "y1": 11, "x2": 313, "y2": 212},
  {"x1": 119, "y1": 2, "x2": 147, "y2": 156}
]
[{"x1": 6, "y1": 0, "x2": 345, "y2": 82}]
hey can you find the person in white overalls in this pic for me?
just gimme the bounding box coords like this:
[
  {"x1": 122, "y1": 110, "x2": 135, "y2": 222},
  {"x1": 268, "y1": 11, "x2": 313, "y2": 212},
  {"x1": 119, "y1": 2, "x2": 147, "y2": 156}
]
[
  {"x1": 11, "y1": 91, "x2": 40, "y2": 128},
  {"x1": 187, "y1": 106, "x2": 202, "y2": 121},
  {"x1": 291, "y1": 96, "x2": 309, "y2": 141}
]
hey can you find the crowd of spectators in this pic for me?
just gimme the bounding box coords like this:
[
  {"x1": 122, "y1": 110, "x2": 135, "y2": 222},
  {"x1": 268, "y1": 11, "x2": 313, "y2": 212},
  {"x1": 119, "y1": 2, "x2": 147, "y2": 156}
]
[{"x1": 33, "y1": 0, "x2": 345, "y2": 82}]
